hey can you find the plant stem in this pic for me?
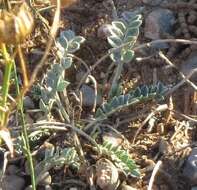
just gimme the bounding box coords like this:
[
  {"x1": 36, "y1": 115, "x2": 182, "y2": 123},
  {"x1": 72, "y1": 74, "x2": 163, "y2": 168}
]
[
  {"x1": 4, "y1": 0, "x2": 11, "y2": 10},
  {"x1": 13, "y1": 63, "x2": 36, "y2": 190},
  {"x1": 109, "y1": 61, "x2": 124, "y2": 97},
  {"x1": 17, "y1": 45, "x2": 29, "y2": 87},
  {"x1": 56, "y1": 94, "x2": 70, "y2": 123},
  {"x1": 0, "y1": 43, "x2": 13, "y2": 126}
]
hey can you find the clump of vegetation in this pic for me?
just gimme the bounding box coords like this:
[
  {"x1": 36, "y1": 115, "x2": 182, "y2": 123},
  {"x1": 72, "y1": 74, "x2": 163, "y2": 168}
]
[{"x1": 2, "y1": 0, "x2": 195, "y2": 190}]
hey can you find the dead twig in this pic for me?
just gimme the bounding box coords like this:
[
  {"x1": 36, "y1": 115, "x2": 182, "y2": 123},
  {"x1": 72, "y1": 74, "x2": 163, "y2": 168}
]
[
  {"x1": 141, "y1": 157, "x2": 176, "y2": 190},
  {"x1": 132, "y1": 104, "x2": 168, "y2": 144},
  {"x1": 171, "y1": 109, "x2": 197, "y2": 124},
  {"x1": 68, "y1": 53, "x2": 90, "y2": 73},
  {"x1": 71, "y1": 118, "x2": 86, "y2": 166},
  {"x1": 165, "y1": 67, "x2": 197, "y2": 96},
  {"x1": 170, "y1": 121, "x2": 187, "y2": 141},
  {"x1": 134, "y1": 39, "x2": 197, "y2": 51},
  {"x1": 31, "y1": 122, "x2": 100, "y2": 150},
  {"x1": 159, "y1": 51, "x2": 197, "y2": 91},
  {"x1": 148, "y1": 160, "x2": 162, "y2": 190}
]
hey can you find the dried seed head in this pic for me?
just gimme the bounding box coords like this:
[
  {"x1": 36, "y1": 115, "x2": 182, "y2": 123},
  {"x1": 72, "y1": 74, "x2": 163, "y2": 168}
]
[{"x1": 0, "y1": 2, "x2": 34, "y2": 44}]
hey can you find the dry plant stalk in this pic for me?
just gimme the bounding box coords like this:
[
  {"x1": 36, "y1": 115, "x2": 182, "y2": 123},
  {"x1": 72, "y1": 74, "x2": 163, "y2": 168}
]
[
  {"x1": 50, "y1": 0, "x2": 78, "y2": 8},
  {"x1": 0, "y1": 2, "x2": 34, "y2": 156},
  {"x1": 0, "y1": 2, "x2": 34, "y2": 86}
]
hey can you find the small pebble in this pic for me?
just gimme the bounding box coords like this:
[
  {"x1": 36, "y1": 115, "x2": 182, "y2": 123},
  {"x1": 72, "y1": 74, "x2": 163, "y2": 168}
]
[
  {"x1": 23, "y1": 96, "x2": 35, "y2": 110},
  {"x1": 38, "y1": 172, "x2": 52, "y2": 186},
  {"x1": 1, "y1": 175, "x2": 25, "y2": 190},
  {"x1": 45, "y1": 185, "x2": 53, "y2": 190},
  {"x1": 145, "y1": 9, "x2": 175, "y2": 40},
  {"x1": 159, "y1": 138, "x2": 171, "y2": 155},
  {"x1": 96, "y1": 158, "x2": 119, "y2": 190},
  {"x1": 103, "y1": 132, "x2": 123, "y2": 147},
  {"x1": 25, "y1": 114, "x2": 34, "y2": 125},
  {"x1": 80, "y1": 84, "x2": 102, "y2": 107},
  {"x1": 25, "y1": 185, "x2": 32, "y2": 190},
  {"x1": 6, "y1": 165, "x2": 20, "y2": 175},
  {"x1": 183, "y1": 147, "x2": 197, "y2": 185},
  {"x1": 100, "y1": 72, "x2": 105, "y2": 79}
]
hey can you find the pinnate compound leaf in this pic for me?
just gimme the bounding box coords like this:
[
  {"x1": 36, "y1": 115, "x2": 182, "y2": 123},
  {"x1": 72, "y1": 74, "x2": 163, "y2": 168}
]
[
  {"x1": 95, "y1": 83, "x2": 166, "y2": 119},
  {"x1": 141, "y1": 85, "x2": 149, "y2": 97},
  {"x1": 99, "y1": 141, "x2": 140, "y2": 177},
  {"x1": 58, "y1": 35, "x2": 68, "y2": 50},
  {"x1": 107, "y1": 12, "x2": 142, "y2": 63}
]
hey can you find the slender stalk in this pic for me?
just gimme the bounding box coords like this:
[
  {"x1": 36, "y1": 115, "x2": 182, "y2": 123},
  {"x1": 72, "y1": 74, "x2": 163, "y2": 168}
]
[
  {"x1": 0, "y1": 43, "x2": 13, "y2": 125},
  {"x1": 109, "y1": 61, "x2": 124, "y2": 97},
  {"x1": 4, "y1": 0, "x2": 11, "y2": 11},
  {"x1": 13, "y1": 62, "x2": 36, "y2": 190},
  {"x1": 56, "y1": 93, "x2": 70, "y2": 123},
  {"x1": 17, "y1": 45, "x2": 29, "y2": 87}
]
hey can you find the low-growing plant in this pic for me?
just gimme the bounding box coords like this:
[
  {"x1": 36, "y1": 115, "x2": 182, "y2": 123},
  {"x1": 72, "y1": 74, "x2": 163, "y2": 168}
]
[
  {"x1": 107, "y1": 12, "x2": 142, "y2": 98},
  {"x1": 35, "y1": 10, "x2": 167, "y2": 181},
  {"x1": 0, "y1": 1, "x2": 170, "y2": 188},
  {"x1": 38, "y1": 30, "x2": 85, "y2": 122}
]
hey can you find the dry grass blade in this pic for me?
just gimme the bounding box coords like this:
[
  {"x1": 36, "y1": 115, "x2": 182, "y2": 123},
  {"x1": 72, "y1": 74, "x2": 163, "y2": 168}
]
[
  {"x1": 148, "y1": 160, "x2": 162, "y2": 190},
  {"x1": 0, "y1": 127, "x2": 13, "y2": 157},
  {"x1": 50, "y1": 0, "x2": 78, "y2": 8}
]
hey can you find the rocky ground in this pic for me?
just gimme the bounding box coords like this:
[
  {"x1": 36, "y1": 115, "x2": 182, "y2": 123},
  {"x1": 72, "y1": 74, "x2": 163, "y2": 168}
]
[{"x1": 1, "y1": 0, "x2": 197, "y2": 190}]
